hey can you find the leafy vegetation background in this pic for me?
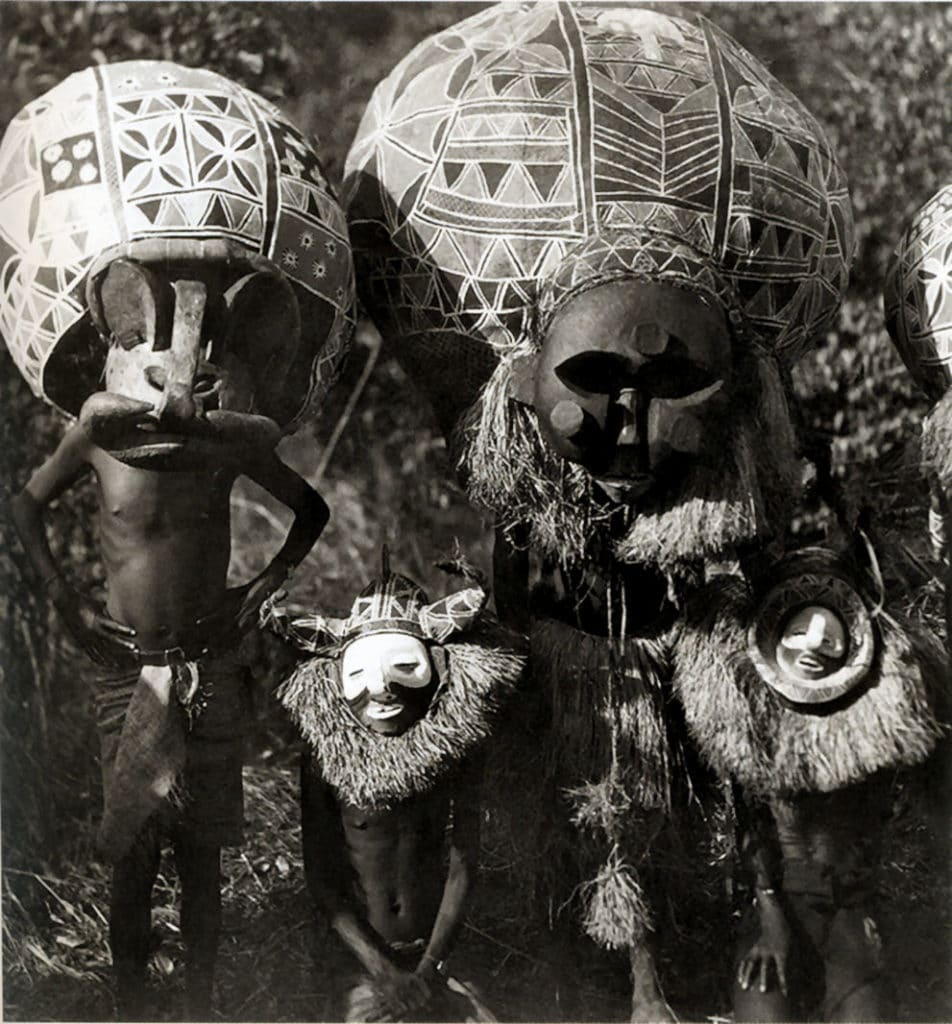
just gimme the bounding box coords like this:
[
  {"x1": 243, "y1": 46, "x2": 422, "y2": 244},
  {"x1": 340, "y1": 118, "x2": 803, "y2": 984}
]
[{"x1": 0, "y1": 3, "x2": 949, "y2": 1021}]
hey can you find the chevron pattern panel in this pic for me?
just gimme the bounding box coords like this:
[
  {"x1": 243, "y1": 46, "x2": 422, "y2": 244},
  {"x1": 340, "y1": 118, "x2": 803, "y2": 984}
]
[{"x1": 345, "y1": 2, "x2": 852, "y2": 375}]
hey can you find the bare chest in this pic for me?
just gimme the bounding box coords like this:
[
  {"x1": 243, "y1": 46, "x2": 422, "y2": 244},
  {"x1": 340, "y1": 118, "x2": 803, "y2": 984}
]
[
  {"x1": 339, "y1": 795, "x2": 450, "y2": 890},
  {"x1": 93, "y1": 456, "x2": 234, "y2": 540},
  {"x1": 339, "y1": 796, "x2": 450, "y2": 938}
]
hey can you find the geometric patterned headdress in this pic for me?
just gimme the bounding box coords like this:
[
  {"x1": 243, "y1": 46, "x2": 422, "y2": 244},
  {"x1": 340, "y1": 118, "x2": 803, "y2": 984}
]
[
  {"x1": 883, "y1": 184, "x2": 952, "y2": 404},
  {"x1": 0, "y1": 60, "x2": 354, "y2": 422},
  {"x1": 537, "y1": 230, "x2": 748, "y2": 343},
  {"x1": 267, "y1": 548, "x2": 489, "y2": 653},
  {"x1": 345, "y1": 4, "x2": 853, "y2": 377}
]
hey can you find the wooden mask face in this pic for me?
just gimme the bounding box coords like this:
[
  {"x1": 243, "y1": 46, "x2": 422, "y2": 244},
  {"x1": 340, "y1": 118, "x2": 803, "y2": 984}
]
[
  {"x1": 776, "y1": 604, "x2": 849, "y2": 683},
  {"x1": 534, "y1": 280, "x2": 731, "y2": 503},
  {"x1": 81, "y1": 254, "x2": 299, "y2": 464},
  {"x1": 340, "y1": 631, "x2": 437, "y2": 736}
]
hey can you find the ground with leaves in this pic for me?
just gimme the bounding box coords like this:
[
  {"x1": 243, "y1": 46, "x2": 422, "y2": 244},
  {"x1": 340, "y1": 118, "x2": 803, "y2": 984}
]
[{"x1": 1, "y1": 3, "x2": 951, "y2": 1022}]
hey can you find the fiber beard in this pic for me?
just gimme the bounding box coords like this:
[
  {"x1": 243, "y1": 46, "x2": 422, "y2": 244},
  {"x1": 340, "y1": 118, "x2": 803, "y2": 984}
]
[
  {"x1": 280, "y1": 623, "x2": 524, "y2": 810},
  {"x1": 673, "y1": 577, "x2": 949, "y2": 796},
  {"x1": 455, "y1": 351, "x2": 800, "y2": 573}
]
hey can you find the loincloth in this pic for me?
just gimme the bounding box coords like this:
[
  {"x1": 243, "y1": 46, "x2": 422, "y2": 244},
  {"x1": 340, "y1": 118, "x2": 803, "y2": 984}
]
[{"x1": 90, "y1": 649, "x2": 250, "y2": 854}]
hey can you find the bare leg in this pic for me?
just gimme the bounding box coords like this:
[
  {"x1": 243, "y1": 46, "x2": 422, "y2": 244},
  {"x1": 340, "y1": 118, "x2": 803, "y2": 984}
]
[
  {"x1": 828, "y1": 982, "x2": 885, "y2": 1023},
  {"x1": 629, "y1": 938, "x2": 676, "y2": 1023},
  {"x1": 110, "y1": 830, "x2": 161, "y2": 1021},
  {"x1": 823, "y1": 908, "x2": 887, "y2": 1023},
  {"x1": 176, "y1": 837, "x2": 222, "y2": 1021},
  {"x1": 733, "y1": 972, "x2": 794, "y2": 1022}
]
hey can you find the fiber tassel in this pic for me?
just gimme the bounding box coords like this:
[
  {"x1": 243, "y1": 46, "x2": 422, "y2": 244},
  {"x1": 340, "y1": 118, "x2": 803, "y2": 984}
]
[{"x1": 580, "y1": 846, "x2": 654, "y2": 949}]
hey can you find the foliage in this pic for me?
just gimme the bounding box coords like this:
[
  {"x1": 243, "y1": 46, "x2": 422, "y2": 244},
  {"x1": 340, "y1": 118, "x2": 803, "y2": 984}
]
[{"x1": 701, "y1": 3, "x2": 952, "y2": 521}]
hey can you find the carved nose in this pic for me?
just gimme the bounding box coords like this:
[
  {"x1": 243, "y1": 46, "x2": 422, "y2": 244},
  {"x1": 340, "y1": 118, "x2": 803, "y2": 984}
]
[
  {"x1": 149, "y1": 376, "x2": 196, "y2": 426},
  {"x1": 614, "y1": 388, "x2": 641, "y2": 446},
  {"x1": 367, "y1": 673, "x2": 396, "y2": 698}
]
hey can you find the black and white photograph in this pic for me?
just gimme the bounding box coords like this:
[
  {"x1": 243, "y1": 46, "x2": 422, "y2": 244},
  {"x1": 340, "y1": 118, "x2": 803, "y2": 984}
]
[{"x1": 0, "y1": 2, "x2": 949, "y2": 1021}]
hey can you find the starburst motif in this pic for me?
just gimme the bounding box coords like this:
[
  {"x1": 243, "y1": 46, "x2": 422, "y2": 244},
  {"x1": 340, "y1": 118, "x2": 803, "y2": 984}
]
[{"x1": 920, "y1": 242, "x2": 952, "y2": 322}]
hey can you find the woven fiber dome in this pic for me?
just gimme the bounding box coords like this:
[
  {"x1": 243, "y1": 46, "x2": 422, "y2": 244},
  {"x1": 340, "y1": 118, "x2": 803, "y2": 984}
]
[{"x1": 0, "y1": 60, "x2": 354, "y2": 421}]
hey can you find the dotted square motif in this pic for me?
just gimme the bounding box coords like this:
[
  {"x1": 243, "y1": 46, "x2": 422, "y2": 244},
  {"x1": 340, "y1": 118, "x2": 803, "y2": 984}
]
[{"x1": 40, "y1": 133, "x2": 101, "y2": 194}]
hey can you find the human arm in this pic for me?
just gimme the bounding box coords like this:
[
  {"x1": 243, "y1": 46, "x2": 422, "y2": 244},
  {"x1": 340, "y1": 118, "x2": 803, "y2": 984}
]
[
  {"x1": 415, "y1": 760, "x2": 482, "y2": 985},
  {"x1": 734, "y1": 788, "x2": 793, "y2": 996},
  {"x1": 738, "y1": 890, "x2": 793, "y2": 996},
  {"x1": 10, "y1": 425, "x2": 137, "y2": 663},
  {"x1": 209, "y1": 451, "x2": 329, "y2": 634}
]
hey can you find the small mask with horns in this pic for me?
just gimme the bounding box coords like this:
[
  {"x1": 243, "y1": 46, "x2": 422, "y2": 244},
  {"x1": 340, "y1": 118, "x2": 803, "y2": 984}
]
[{"x1": 263, "y1": 549, "x2": 488, "y2": 735}]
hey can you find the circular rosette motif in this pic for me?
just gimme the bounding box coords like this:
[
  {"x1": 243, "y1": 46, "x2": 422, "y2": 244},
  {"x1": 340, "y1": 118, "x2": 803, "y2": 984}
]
[
  {"x1": 0, "y1": 60, "x2": 354, "y2": 424},
  {"x1": 884, "y1": 184, "x2": 952, "y2": 404},
  {"x1": 345, "y1": 1, "x2": 853, "y2": 416},
  {"x1": 746, "y1": 549, "x2": 876, "y2": 707}
]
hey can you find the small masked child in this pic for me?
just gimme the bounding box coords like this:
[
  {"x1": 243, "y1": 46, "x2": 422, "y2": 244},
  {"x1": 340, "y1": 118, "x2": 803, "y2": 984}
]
[
  {"x1": 674, "y1": 546, "x2": 948, "y2": 1022},
  {"x1": 263, "y1": 552, "x2": 525, "y2": 1022}
]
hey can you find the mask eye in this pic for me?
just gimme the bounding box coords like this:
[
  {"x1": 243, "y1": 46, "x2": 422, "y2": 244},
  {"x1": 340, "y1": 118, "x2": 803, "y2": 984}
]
[
  {"x1": 556, "y1": 351, "x2": 640, "y2": 394},
  {"x1": 386, "y1": 654, "x2": 432, "y2": 688},
  {"x1": 90, "y1": 259, "x2": 172, "y2": 351},
  {"x1": 632, "y1": 354, "x2": 718, "y2": 400}
]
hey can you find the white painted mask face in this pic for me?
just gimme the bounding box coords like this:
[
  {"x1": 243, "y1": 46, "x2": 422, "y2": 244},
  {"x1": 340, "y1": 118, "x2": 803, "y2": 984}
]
[
  {"x1": 340, "y1": 631, "x2": 435, "y2": 735},
  {"x1": 777, "y1": 605, "x2": 848, "y2": 682}
]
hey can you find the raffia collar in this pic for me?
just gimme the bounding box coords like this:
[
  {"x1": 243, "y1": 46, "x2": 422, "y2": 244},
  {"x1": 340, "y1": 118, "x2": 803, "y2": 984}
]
[{"x1": 279, "y1": 624, "x2": 525, "y2": 809}]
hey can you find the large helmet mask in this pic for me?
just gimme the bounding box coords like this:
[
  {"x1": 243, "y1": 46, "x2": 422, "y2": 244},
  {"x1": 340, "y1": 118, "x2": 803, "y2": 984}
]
[
  {"x1": 345, "y1": 4, "x2": 854, "y2": 544},
  {"x1": 0, "y1": 61, "x2": 354, "y2": 465},
  {"x1": 883, "y1": 184, "x2": 952, "y2": 404}
]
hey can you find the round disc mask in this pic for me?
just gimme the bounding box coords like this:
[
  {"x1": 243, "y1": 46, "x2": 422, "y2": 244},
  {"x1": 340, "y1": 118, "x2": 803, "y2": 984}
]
[
  {"x1": 747, "y1": 550, "x2": 876, "y2": 707},
  {"x1": 341, "y1": 631, "x2": 436, "y2": 736},
  {"x1": 536, "y1": 280, "x2": 732, "y2": 500}
]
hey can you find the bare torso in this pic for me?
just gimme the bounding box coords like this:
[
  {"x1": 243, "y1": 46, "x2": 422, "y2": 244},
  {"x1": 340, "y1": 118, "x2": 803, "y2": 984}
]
[
  {"x1": 89, "y1": 447, "x2": 236, "y2": 650},
  {"x1": 339, "y1": 794, "x2": 449, "y2": 945},
  {"x1": 770, "y1": 782, "x2": 887, "y2": 888}
]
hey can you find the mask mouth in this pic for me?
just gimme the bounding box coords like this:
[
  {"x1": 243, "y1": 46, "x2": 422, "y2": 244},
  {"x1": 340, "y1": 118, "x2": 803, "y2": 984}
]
[
  {"x1": 78, "y1": 391, "x2": 281, "y2": 466},
  {"x1": 791, "y1": 652, "x2": 830, "y2": 678},
  {"x1": 365, "y1": 700, "x2": 405, "y2": 721}
]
